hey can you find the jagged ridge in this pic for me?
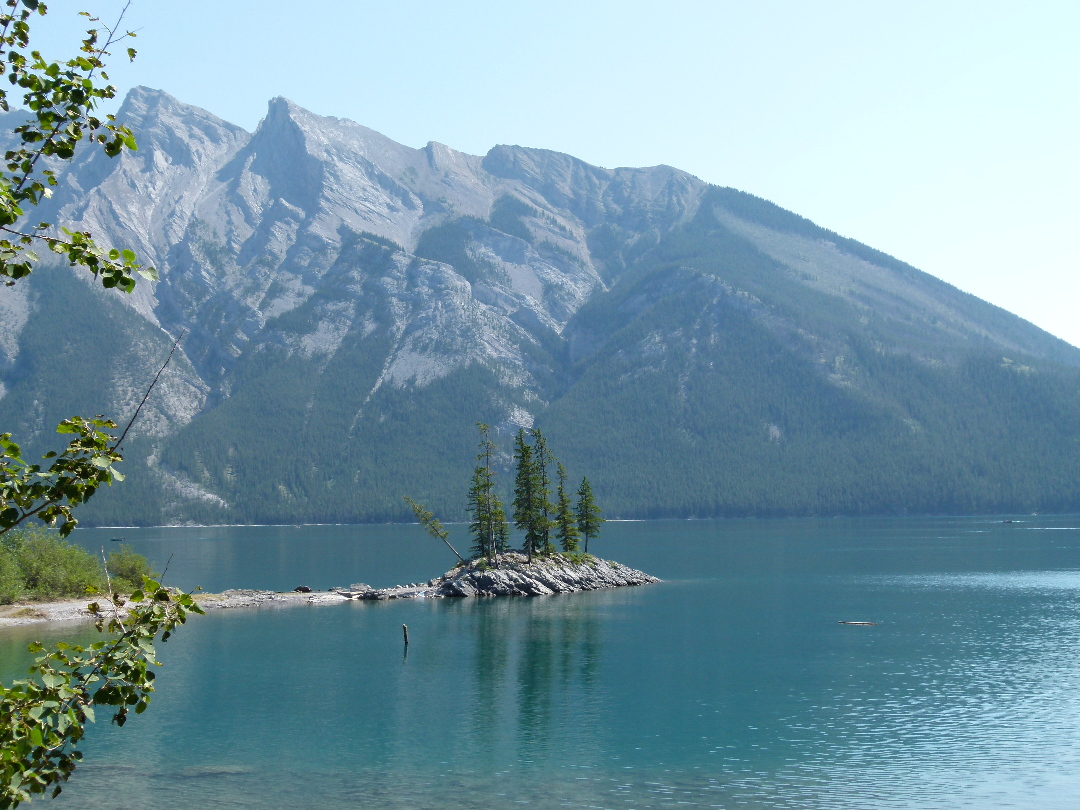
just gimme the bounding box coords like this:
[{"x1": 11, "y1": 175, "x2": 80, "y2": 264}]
[{"x1": 2, "y1": 87, "x2": 1080, "y2": 524}]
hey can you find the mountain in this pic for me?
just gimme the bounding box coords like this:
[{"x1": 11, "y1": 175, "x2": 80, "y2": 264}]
[{"x1": 2, "y1": 87, "x2": 1078, "y2": 525}]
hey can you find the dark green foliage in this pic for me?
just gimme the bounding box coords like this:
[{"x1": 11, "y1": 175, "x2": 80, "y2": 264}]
[
  {"x1": 467, "y1": 423, "x2": 509, "y2": 562},
  {"x1": 531, "y1": 429, "x2": 555, "y2": 554},
  {"x1": 555, "y1": 462, "x2": 581, "y2": 553},
  {"x1": 0, "y1": 528, "x2": 156, "y2": 604},
  {"x1": 489, "y1": 194, "x2": 536, "y2": 244},
  {"x1": 0, "y1": 416, "x2": 125, "y2": 538},
  {"x1": 512, "y1": 429, "x2": 543, "y2": 561},
  {"x1": 0, "y1": 0, "x2": 169, "y2": 539},
  {"x1": 575, "y1": 477, "x2": 603, "y2": 554},
  {"x1": 0, "y1": 527, "x2": 103, "y2": 603},
  {"x1": 414, "y1": 217, "x2": 497, "y2": 284},
  {"x1": 0, "y1": 544, "x2": 24, "y2": 604},
  {"x1": 492, "y1": 494, "x2": 510, "y2": 554},
  {"x1": 105, "y1": 545, "x2": 158, "y2": 595},
  {"x1": 511, "y1": 429, "x2": 564, "y2": 559},
  {"x1": 467, "y1": 465, "x2": 490, "y2": 560}
]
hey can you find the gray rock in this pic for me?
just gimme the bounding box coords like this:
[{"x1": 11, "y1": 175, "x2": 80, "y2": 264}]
[{"x1": 424, "y1": 552, "x2": 656, "y2": 599}]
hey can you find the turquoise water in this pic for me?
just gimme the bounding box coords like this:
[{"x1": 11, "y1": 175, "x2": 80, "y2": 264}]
[{"x1": 5, "y1": 516, "x2": 1080, "y2": 808}]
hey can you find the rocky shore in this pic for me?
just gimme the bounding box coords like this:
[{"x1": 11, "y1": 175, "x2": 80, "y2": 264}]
[
  {"x1": 0, "y1": 554, "x2": 658, "y2": 627},
  {"x1": 343, "y1": 552, "x2": 658, "y2": 600}
]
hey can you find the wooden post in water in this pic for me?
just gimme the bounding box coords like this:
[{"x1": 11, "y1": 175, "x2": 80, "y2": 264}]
[{"x1": 402, "y1": 624, "x2": 409, "y2": 645}]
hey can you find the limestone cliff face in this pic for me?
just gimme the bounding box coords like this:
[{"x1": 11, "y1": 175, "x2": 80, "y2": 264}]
[{"x1": 4, "y1": 87, "x2": 1080, "y2": 524}]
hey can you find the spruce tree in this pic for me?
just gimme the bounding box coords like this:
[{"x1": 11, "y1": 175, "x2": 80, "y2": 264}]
[
  {"x1": 555, "y1": 462, "x2": 581, "y2": 554},
  {"x1": 469, "y1": 423, "x2": 506, "y2": 564},
  {"x1": 467, "y1": 464, "x2": 493, "y2": 562},
  {"x1": 492, "y1": 492, "x2": 510, "y2": 554},
  {"x1": 531, "y1": 429, "x2": 556, "y2": 555},
  {"x1": 512, "y1": 428, "x2": 542, "y2": 562},
  {"x1": 576, "y1": 476, "x2": 604, "y2": 555}
]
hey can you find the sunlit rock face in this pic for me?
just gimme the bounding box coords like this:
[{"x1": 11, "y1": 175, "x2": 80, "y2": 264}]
[{"x1": 6, "y1": 87, "x2": 1080, "y2": 526}]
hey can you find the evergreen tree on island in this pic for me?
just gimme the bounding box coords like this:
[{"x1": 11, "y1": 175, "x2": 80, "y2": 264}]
[
  {"x1": 555, "y1": 462, "x2": 582, "y2": 553},
  {"x1": 468, "y1": 423, "x2": 509, "y2": 565},
  {"x1": 512, "y1": 429, "x2": 544, "y2": 562},
  {"x1": 531, "y1": 429, "x2": 556, "y2": 555},
  {"x1": 576, "y1": 477, "x2": 604, "y2": 554}
]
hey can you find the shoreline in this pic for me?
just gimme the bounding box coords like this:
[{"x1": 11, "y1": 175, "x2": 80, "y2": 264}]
[
  {"x1": 75, "y1": 513, "x2": 1064, "y2": 532},
  {"x1": 0, "y1": 589, "x2": 351, "y2": 629},
  {"x1": 0, "y1": 553, "x2": 659, "y2": 629}
]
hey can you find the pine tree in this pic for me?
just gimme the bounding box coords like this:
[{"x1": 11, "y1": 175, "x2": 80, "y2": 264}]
[
  {"x1": 555, "y1": 462, "x2": 581, "y2": 553},
  {"x1": 531, "y1": 429, "x2": 555, "y2": 555},
  {"x1": 576, "y1": 476, "x2": 604, "y2": 555},
  {"x1": 492, "y1": 491, "x2": 510, "y2": 554},
  {"x1": 467, "y1": 464, "x2": 493, "y2": 561},
  {"x1": 468, "y1": 423, "x2": 507, "y2": 564},
  {"x1": 512, "y1": 428, "x2": 543, "y2": 562}
]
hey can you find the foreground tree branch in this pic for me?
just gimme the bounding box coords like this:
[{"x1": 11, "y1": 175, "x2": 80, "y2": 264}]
[
  {"x1": 0, "y1": 6, "x2": 201, "y2": 799},
  {"x1": 0, "y1": 576, "x2": 204, "y2": 807}
]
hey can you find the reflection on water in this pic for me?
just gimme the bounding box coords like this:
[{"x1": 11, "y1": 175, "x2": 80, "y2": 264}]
[{"x1": 4, "y1": 516, "x2": 1080, "y2": 808}]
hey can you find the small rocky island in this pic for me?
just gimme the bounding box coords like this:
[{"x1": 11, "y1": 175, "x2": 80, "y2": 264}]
[{"x1": 341, "y1": 552, "x2": 659, "y2": 600}]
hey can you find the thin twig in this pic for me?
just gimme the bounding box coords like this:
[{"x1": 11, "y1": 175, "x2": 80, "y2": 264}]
[
  {"x1": 113, "y1": 332, "x2": 184, "y2": 450},
  {"x1": 0, "y1": 334, "x2": 183, "y2": 537},
  {"x1": 1, "y1": 225, "x2": 86, "y2": 247},
  {"x1": 99, "y1": 545, "x2": 126, "y2": 633}
]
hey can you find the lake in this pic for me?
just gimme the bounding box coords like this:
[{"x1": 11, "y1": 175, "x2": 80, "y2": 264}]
[{"x1": 4, "y1": 516, "x2": 1080, "y2": 808}]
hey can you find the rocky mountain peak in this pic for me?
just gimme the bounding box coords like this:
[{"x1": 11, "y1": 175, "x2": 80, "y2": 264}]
[{"x1": 8, "y1": 87, "x2": 1080, "y2": 527}]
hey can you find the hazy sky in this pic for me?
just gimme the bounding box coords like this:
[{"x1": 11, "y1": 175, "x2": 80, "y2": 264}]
[{"x1": 35, "y1": 1, "x2": 1080, "y2": 347}]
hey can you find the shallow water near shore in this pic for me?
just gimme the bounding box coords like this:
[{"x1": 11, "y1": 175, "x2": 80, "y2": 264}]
[{"x1": 5, "y1": 516, "x2": 1080, "y2": 808}]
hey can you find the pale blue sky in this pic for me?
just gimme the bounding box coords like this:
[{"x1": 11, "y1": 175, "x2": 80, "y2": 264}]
[{"x1": 36, "y1": 1, "x2": 1080, "y2": 347}]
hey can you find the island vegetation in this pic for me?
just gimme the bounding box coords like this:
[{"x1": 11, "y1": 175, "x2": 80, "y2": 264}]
[{"x1": 408, "y1": 423, "x2": 606, "y2": 570}]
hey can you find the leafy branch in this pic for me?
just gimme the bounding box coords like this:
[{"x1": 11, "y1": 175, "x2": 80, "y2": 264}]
[
  {"x1": 0, "y1": 5, "x2": 202, "y2": 806},
  {"x1": 0, "y1": 574, "x2": 204, "y2": 807},
  {"x1": 0, "y1": 0, "x2": 154, "y2": 290}
]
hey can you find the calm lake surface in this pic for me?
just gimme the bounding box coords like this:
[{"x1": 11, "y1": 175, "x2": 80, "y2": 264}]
[{"x1": 4, "y1": 516, "x2": 1080, "y2": 809}]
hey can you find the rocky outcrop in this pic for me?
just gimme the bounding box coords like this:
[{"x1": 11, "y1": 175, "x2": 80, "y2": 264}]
[{"x1": 342, "y1": 552, "x2": 659, "y2": 600}]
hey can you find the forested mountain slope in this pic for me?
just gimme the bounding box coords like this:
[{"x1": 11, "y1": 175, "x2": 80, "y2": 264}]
[{"x1": 1, "y1": 87, "x2": 1077, "y2": 524}]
